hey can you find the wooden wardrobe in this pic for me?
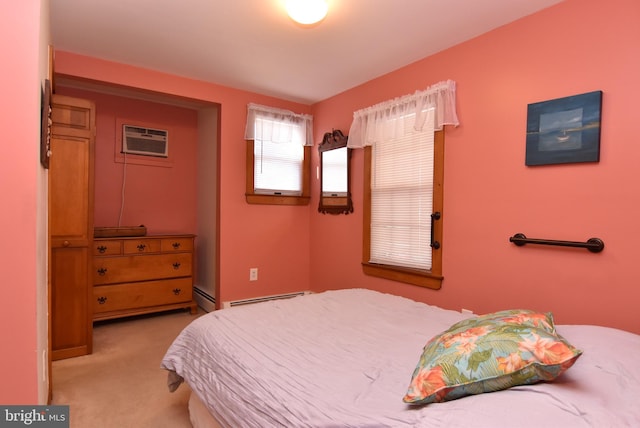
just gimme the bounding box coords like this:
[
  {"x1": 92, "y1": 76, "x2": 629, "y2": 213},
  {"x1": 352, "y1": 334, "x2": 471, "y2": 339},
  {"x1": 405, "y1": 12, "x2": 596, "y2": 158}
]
[{"x1": 49, "y1": 94, "x2": 95, "y2": 361}]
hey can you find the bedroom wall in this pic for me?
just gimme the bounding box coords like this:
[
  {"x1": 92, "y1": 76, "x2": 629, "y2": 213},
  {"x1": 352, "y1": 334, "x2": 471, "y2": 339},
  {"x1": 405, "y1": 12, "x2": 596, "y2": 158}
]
[
  {"x1": 310, "y1": 0, "x2": 640, "y2": 334},
  {"x1": 53, "y1": 52, "x2": 313, "y2": 306},
  {"x1": 53, "y1": 87, "x2": 199, "y2": 235},
  {"x1": 0, "y1": 0, "x2": 48, "y2": 404}
]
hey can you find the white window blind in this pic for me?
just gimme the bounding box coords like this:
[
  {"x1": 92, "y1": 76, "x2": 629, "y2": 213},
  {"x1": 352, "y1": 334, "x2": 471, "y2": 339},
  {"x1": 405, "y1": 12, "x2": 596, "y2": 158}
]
[
  {"x1": 370, "y1": 109, "x2": 435, "y2": 270},
  {"x1": 254, "y1": 127, "x2": 304, "y2": 195}
]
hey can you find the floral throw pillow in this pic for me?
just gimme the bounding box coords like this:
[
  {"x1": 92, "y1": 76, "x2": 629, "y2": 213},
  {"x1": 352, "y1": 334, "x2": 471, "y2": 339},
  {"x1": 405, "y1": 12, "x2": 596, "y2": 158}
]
[{"x1": 403, "y1": 309, "x2": 582, "y2": 405}]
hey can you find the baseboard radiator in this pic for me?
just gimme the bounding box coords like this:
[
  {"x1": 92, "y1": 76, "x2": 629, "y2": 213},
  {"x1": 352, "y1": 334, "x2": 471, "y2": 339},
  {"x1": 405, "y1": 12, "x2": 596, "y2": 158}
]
[
  {"x1": 193, "y1": 286, "x2": 216, "y2": 313},
  {"x1": 222, "y1": 291, "x2": 311, "y2": 309}
]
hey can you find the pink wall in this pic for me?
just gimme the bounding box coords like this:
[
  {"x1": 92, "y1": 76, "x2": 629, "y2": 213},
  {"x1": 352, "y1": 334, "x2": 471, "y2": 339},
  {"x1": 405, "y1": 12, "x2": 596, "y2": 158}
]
[
  {"x1": 55, "y1": 87, "x2": 199, "y2": 235},
  {"x1": 54, "y1": 52, "x2": 313, "y2": 306},
  {"x1": 54, "y1": 0, "x2": 640, "y2": 334},
  {"x1": 0, "y1": 1, "x2": 41, "y2": 403},
  {"x1": 311, "y1": 0, "x2": 640, "y2": 334}
]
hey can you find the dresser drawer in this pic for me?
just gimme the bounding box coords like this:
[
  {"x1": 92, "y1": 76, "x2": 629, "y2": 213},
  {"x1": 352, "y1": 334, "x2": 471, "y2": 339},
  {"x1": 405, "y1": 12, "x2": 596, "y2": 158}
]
[
  {"x1": 161, "y1": 237, "x2": 194, "y2": 252},
  {"x1": 93, "y1": 278, "x2": 193, "y2": 313},
  {"x1": 123, "y1": 238, "x2": 161, "y2": 254},
  {"x1": 93, "y1": 253, "x2": 192, "y2": 284},
  {"x1": 94, "y1": 240, "x2": 122, "y2": 256}
]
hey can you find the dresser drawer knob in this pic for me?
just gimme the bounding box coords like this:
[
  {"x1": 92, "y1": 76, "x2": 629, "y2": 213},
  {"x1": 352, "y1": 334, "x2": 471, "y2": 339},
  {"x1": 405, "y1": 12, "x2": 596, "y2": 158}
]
[
  {"x1": 173, "y1": 288, "x2": 181, "y2": 295},
  {"x1": 97, "y1": 267, "x2": 108, "y2": 276},
  {"x1": 137, "y1": 243, "x2": 147, "y2": 251},
  {"x1": 97, "y1": 296, "x2": 107, "y2": 304},
  {"x1": 172, "y1": 262, "x2": 181, "y2": 270},
  {"x1": 97, "y1": 245, "x2": 107, "y2": 253},
  {"x1": 172, "y1": 242, "x2": 181, "y2": 249}
]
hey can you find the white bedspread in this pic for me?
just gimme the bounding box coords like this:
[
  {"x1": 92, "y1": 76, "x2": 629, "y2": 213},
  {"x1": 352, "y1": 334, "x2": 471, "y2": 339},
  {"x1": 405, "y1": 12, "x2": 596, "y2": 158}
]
[{"x1": 161, "y1": 289, "x2": 640, "y2": 427}]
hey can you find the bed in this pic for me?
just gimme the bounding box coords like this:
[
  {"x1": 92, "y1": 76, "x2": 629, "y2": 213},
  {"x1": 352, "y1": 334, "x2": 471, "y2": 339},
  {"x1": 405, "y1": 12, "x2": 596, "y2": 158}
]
[{"x1": 161, "y1": 289, "x2": 640, "y2": 427}]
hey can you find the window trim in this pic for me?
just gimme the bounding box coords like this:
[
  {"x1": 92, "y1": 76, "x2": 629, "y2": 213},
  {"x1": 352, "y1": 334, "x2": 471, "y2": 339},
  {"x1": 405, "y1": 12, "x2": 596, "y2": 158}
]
[
  {"x1": 245, "y1": 139, "x2": 311, "y2": 206},
  {"x1": 361, "y1": 130, "x2": 444, "y2": 289}
]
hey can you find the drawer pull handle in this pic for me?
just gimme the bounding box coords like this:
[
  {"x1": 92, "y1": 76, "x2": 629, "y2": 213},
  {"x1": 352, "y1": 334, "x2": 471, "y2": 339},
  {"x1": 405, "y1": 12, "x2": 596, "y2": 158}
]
[
  {"x1": 173, "y1": 288, "x2": 181, "y2": 295},
  {"x1": 97, "y1": 245, "x2": 107, "y2": 253},
  {"x1": 97, "y1": 267, "x2": 108, "y2": 276},
  {"x1": 137, "y1": 244, "x2": 147, "y2": 251},
  {"x1": 97, "y1": 296, "x2": 107, "y2": 304},
  {"x1": 173, "y1": 262, "x2": 181, "y2": 269},
  {"x1": 172, "y1": 242, "x2": 181, "y2": 249}
]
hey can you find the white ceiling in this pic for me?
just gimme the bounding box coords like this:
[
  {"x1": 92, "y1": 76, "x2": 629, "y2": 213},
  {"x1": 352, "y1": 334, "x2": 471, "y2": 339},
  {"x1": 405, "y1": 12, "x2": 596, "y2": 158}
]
[{"x1": 50, "y1": 0, "x2": 564, "y2": 105}]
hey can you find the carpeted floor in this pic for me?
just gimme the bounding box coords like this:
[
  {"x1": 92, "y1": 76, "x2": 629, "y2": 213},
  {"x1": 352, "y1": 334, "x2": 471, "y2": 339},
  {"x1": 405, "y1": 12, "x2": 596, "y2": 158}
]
[{"x1": 51, "y1": 309, "x2": 202, "y2": 427}]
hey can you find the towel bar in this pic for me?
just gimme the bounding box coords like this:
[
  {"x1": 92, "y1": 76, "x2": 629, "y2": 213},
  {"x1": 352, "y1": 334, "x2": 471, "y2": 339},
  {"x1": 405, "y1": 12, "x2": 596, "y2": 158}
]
[{"x1": 509, "y1": 233, "x2": 604, "y2": 253}]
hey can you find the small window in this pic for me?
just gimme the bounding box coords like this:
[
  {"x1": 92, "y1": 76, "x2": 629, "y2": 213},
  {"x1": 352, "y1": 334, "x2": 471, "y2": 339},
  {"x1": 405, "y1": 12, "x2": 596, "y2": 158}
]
[
  {"x1": 244, "y1": 104, "x2": 312, "y2": 206},
  {"x1": 246, "y1": 140, "x2": 311, "y2": 205}
]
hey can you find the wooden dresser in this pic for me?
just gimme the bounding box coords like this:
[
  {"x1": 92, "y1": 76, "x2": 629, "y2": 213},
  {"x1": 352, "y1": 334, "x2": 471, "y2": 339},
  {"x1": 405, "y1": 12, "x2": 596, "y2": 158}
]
[{"x1": 92, "y1": 235, "x2": 198, "y2": 321}]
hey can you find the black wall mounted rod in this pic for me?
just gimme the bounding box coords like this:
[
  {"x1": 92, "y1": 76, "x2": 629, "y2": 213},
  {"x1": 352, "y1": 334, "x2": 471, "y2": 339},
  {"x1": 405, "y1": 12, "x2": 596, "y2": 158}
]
[
  {"x1": 430, "y1": 212, "x2": 441, "y2": 249},
  {"x1": 509, "y1": 233, "x2": 604, "y2": 253}
]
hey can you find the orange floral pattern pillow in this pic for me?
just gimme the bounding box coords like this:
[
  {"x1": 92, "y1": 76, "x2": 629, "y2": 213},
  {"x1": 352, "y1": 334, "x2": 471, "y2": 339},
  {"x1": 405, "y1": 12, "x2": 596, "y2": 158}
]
[{"x1": 403, "y1": 309, "x2": 582, "y2": 405}]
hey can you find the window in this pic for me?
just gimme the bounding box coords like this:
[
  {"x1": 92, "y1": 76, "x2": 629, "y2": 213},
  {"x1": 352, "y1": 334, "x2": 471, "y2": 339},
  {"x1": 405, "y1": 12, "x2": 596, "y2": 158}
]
[
  {"x1": 347, "y1": 80, "x2": 458, "y2": 289},
  {"x1": 363, "y1": 117, "x2": 444, "y2": 290},
  {"x1": 244, "y1": 104, "x2": 312, "y2": 206}
]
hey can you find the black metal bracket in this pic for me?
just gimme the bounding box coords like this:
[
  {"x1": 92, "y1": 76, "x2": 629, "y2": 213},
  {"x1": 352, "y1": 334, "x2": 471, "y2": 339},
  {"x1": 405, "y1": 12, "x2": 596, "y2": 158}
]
[{"x1": 509, "y1": 233, "x2": 604, "y2": 253}]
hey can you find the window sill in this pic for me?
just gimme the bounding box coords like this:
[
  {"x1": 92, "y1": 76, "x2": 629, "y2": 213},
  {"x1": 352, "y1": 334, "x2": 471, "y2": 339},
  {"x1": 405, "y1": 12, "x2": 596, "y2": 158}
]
[
  {"x1": 362, "y1": 262, "x2": 443, "y2": 290},
  {"x1": 246, "y1": 194, "x2": 310, "y2": 206}
]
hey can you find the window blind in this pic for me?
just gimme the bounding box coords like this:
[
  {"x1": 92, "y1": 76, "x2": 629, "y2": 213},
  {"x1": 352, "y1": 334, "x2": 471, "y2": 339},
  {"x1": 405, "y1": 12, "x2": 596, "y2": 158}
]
[
  {"x1": 244, "y1": 103, "x2": 313, "y2": 200},
  {"x1": 370, "y1": 110, "x2": 435, "y2": 270},
  {"x1": 254, "y1": 138, "x2": 304, "y2": 195}
]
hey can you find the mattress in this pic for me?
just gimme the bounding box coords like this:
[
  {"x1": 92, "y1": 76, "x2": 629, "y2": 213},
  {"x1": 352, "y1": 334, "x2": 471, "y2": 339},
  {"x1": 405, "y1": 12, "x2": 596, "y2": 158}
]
[{"x1": 162, "y1": 288, "x2": 640, "y2": 427}]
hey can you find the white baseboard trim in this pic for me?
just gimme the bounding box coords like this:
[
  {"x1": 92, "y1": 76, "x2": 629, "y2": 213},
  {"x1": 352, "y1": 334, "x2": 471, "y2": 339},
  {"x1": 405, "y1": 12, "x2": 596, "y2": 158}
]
[
  {"x1": 222, "y1": 291, "x2": 311, "y2": 309},
  {"x1": 193, "y1": 286, "x2": 216, "y2": 313}
]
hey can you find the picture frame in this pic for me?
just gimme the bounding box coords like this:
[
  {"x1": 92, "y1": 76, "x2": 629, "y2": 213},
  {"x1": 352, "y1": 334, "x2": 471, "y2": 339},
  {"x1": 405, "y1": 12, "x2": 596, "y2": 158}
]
[
  {"x1": 525, "y1": 90, "x2": 602, "y2": 166},
  {"x1": 40, "y1": 79, "x2": 52, "y2": 169}
]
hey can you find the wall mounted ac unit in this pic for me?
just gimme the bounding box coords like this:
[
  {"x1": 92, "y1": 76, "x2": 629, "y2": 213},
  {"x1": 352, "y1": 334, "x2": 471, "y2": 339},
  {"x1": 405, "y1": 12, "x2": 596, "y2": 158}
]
[{"x1": 122, "y1": 125, "x2": 168, "y2": 157}]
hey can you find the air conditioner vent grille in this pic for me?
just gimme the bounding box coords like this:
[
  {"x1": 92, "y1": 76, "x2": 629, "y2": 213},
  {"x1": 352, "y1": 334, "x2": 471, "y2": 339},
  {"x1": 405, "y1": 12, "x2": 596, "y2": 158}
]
[{"x1": 123, "y1": 124, "x2": 168, "y2": 158}]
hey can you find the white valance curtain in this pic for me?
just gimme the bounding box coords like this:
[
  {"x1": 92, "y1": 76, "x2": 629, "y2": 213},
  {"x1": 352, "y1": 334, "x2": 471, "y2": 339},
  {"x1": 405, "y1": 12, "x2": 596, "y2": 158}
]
[
  {"x1": 244, "y1": 103, "x2": 314, "y2": 146},
  {"x1": 347, "y1": 80, "x2": 459, "y2": 149}
]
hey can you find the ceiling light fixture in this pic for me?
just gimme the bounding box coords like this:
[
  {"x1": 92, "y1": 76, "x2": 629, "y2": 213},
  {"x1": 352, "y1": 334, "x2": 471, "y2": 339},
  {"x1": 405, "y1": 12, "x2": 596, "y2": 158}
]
[{"x1": 285, "y1": 0, "x2": 328, "y2": 26}]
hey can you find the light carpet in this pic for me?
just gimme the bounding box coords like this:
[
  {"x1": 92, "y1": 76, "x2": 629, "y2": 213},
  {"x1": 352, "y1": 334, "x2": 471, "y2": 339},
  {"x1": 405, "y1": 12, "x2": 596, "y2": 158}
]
[{"x1": 51, "y1": 309, "x2": 202, "y2": 427}]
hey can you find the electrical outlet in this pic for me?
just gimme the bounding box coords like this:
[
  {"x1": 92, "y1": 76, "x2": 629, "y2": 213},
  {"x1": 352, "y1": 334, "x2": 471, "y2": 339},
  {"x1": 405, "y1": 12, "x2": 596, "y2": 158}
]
[{"x1": 249, "y1": 268, "x2": 258, "y2": 281}]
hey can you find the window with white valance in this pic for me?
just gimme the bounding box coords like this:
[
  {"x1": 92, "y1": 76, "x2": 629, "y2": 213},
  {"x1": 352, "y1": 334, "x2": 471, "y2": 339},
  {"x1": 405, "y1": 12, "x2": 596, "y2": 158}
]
[
  {"x1": 244, "y1": 103, "x2": 313, "y2": 205},
  {"x1": 349, "y1": 80, "x2": 458, "y2": 289}
]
